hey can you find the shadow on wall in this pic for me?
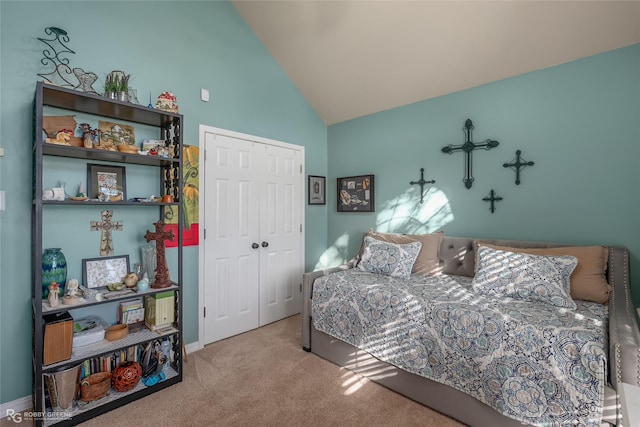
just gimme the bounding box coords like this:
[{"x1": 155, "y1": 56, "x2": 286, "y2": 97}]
[{"x1": 315, "y1": 186, "x2": 453, "y2": 270}]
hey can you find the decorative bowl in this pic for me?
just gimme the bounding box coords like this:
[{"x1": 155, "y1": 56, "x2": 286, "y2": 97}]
[{"x1": 105, "y1": 324, "x2": 129, "y2": 341}]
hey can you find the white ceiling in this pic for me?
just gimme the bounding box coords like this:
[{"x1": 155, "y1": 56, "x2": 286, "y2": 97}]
[{"x1": 232, "y1": 1, "x2": 640, "y2": 125}]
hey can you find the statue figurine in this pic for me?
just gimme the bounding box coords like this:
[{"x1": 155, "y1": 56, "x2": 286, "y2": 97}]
[{"x1": 48, "y1": 282, "x2": 60, "y2": 307}]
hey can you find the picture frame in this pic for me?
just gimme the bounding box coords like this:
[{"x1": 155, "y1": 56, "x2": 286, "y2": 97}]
[
  {"x1": 82, "y1": 255, "x2": 130, "y2": 289},
  {"x1": 87, "y1": 163, "x2": 127, "y2": 201},
  {"x1": 308, "y1": 175, "x2": 326, "y2": 205},
  {"x1": 337, "y1": 174, "x2": 375, "y2": 212}
]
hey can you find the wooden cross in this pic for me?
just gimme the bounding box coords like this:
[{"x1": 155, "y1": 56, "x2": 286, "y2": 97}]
[
  {"x1": 441, "y1": 119, "x2": 499, "y2": 189},
  {"x1": 503, "y1": 149, "x2": 534, "y2": 185},
  {"x1": 90, "y1": 210, "x2": 123, "y2": 256},
  {"x1": 144, "y1": 220, "x2": 175, "y2": 289},
  {"x1": 409, "y1": 168, "x2": 436, "y2": 204},
  {"x1": 482, "y1": 189, "x2": 503, "y2": 214}
]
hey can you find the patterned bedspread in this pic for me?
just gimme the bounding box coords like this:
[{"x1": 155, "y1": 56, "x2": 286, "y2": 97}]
[{"x1": 312, "y1": 270, "x2": 608, "y2": 427}]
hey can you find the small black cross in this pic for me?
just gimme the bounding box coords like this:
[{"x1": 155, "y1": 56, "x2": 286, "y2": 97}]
[
  {"x1": 441, "y1": 119, "x2": 499, "y2": 189},
  {"x1": 482, "y1": 189, "x2": 503, "y2": 214},
  {"x1": 409, "y1": 168, "x2": 436, "y2": 204},
  {"x1": 503, "y1": 149, "x2": 535, "y2": 185}
]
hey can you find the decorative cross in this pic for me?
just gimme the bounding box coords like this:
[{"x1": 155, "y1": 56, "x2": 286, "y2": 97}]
[
  {"x1": 441, "y1": 119, "x2": 499, "y2": 189},
  {"x1": 144, "y1": 220, "x2": 176, "y2": 289},
  {"x1": 90, "y1": 210, "x2": 123, "y2": 256},
  {"x1": 503, "y1": 149, "x2": 534, "y2": 185},
  {"x1": 409, "y1": 168, "x2": 436, "y2": 204},
  {"x1": 482, "y1": 189, "x2": 503, "y2": 214}
]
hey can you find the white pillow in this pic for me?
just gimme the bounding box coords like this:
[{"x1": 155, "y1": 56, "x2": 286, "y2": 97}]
[
  {"x1": 357, "y1": 236, "x2": 422, "y2": 279},
  {"x1": 472, "y1": 246, "x2": 578, "y2": 309}
]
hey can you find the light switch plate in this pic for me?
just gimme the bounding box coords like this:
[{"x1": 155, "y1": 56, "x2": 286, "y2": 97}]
[{"x1": 200, "y1": 88, "x2": 209, "y2": 102}]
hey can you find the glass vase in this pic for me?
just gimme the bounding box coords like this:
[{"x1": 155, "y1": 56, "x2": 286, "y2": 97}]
[
  {"x1": 140, "y1": 244, "x2": 156, "y2": 285},
  {"x1": 42, "y1": 248, "x2": 67, "y2": 299}
]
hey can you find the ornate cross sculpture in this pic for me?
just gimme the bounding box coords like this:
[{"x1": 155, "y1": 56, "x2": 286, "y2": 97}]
[
  {"x1": 90, "y1": 210, "x2": 123, "y2": 256},
  {"x1": 409, "y1": 168, "x2": 436, "y2": 204},
  {"x1": 144, "y1": 220, "x2": 175, "y2": 289},
  {"x1": 503, "y1": 149, "x2": 534, "y2": 185},
  {"x1": 482, "y1": 189, "x2": 503, "y2": 214},
  {"x1": 441, "y1": 119, "x2": 499, "y2": 189}
]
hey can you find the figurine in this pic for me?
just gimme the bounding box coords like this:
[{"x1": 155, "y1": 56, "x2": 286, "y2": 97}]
[
  {"x1": 62, "y1": 278, "x2": 82, "y2": 305},
  {"x1": 79, "y1": 123, "x2": 99, "y2": 149},
  {"x1": 45, "y1": 130, "x2": 73, "y2": 145},
  {"x1": 47, "y1": 282, "x2": 60, "y2": 307}
]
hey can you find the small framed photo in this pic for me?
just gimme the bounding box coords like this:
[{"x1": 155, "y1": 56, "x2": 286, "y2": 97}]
[
  {"x1": 82, "y1": 255, "x2": 130, "y2": 288},
  {"x1": 337, "y1": 174, "x2": 375, "y2": 212},
  {"x1": 87, "y1": 163, "x2": 127, "y2": 201},
  {"x1": 308, "y1": 175, "x2": 326, "y2": 205}
]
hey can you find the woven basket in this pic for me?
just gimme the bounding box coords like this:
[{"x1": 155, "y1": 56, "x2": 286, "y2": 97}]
[{"x1": 80, "y1": 372, "x2": 111, "y2": 402}]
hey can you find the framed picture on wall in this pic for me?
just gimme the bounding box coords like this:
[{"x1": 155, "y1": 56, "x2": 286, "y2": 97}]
[
  {"x1": 337, "y1": 174, "x2": 374, "y2": 212},
  {"x1": 308, "y1": 175, "x2": 326, "y2": 205}
]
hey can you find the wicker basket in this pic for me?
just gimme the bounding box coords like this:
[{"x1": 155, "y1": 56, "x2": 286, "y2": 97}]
[{"x1": 80, "y1": 372, "x2": 111, "y2": 402}]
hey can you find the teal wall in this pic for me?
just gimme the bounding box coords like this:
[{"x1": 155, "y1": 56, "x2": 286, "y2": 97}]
[
  {"x1": 327, "y1": 44, "x2": 640, "y2": 305},
  {"x1": 0, "y1": 1, "x2": 327, "y2": 404}
]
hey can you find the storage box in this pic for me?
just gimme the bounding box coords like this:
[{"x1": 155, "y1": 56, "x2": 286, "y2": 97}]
[
  {"x1": 43, "y1": 312, "x2": 73, "y2": 365},
  {"x1": 144, "y1": 291, "x2": 175, "y2": 330},
  {"x1": 73, "y1": 316, "x2": 107, "y2": 347}
]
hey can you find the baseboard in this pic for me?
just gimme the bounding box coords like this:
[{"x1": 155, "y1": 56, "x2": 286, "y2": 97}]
[
  {"x1": 1, "y1": 395, "x2": 32, "y2": 416},
  {"x1": 185, "y1": 340, "x2": 202, "y2": 355},
  {"x1": 1, "y1": 340, "x2": 201, "y2": 411}
]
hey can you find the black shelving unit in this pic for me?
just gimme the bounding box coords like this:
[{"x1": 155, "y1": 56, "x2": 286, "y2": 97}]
[{"x1": 32, "y1": 82, "x2": 184, "y2": 426}]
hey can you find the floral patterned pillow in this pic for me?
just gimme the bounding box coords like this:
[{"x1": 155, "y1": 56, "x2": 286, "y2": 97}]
[
  {"x1": 357, "y1": 236, "x2": 422, "y2": 279},
  {"x1": 472, "y1": 246, "x2": 578, "y2": 309}
]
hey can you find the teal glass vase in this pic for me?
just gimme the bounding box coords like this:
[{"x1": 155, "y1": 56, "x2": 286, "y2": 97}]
[{"x1": 42, "y1": 248, "x2": 67, "y2": 299}]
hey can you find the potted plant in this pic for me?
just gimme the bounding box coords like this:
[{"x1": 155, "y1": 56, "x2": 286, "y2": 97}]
[{"x1": 104, "y1": 71, "x2": 130, "y2": 102}]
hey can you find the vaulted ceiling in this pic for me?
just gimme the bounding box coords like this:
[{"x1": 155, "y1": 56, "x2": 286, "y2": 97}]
[{"x1": 232, "y1": 1, "x2": 640, "y2": 125}]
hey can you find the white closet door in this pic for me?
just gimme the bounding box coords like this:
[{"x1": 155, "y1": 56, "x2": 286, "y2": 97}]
[
  {"x1": 202, "y1": 130, "x2": 304, "y2": 344},
  {"x1": 259, "y1": 144, "x2": 303, "y2": 326},
  {"x1": 203, "y1": 132, "x2": 261, "y2": 343}
]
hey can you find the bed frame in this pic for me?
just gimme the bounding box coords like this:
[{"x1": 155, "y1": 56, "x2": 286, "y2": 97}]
[{"x1": 302, "y1": 236, "x2": 640, "y2": 426}]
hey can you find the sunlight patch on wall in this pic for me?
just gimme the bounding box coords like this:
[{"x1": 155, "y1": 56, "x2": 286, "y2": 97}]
[
  {"x1": 314, "y1": 232, "x2": 352, "y2": 270},
  {"x1": 376, "y1": 187, "x2": 453, "y2": 233}
]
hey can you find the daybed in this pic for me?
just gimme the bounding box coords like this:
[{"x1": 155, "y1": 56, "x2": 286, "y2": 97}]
[{"x1": 302, "y1": 232, "x2": 640, "y2": 426}]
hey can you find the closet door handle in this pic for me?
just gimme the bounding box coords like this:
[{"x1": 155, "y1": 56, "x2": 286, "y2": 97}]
[
  {"x1": 251, "y1": 243, "x2": 259, "y2": 249},
  {"x1": 261, "y1": 241, "x2": 269, "y2": 248}
]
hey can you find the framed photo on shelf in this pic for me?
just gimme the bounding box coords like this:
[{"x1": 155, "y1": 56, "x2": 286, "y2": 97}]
[
  {"x1": 82, "y1": 255, "x2": 130, "y2": 289},
  {"x1": 87, "y1": 163, "x2": 127, "y2": 201},
  {"x1": 308, "y1": 175, "x2": 326, "y2": 205},
  {"x1": 337, "y1": 174, "x2": 375, "y2": 212}
]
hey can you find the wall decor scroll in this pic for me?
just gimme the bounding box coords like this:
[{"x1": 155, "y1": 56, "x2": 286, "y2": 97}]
[
  {"x1": 441, "y1": 119, "x2": 499, "y2": 189},
  {"x1": 337, "y1": 175, "x2": 374, "y2": 212},
  {"x1": 409, "y1": 168, "x2": 436, "y2": 204},
  {"x1": 36, "y1": 26, "x2": 98, "y2": 93},
  {"x1": 503, "y1": 149, "x2": 535, "y2": 185},
  {"x1": 482, "y1": 189, "x2": 503, "y2": 214}
]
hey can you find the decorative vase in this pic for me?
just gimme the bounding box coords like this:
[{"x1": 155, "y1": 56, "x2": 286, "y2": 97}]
[
  {"x1": 111, "y1": 361, "x2": 142, "y2": 392},
  {"x1": 140, "y1": 244, "x2": 156, "y2": 285},
  {"x1": 42, "y1": 248, "x2": 67, "y2": 299}
]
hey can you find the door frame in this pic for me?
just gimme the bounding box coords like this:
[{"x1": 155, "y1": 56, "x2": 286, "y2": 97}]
[{"x1": 198, "y1": 124, "x2": 306, "y2": 348}]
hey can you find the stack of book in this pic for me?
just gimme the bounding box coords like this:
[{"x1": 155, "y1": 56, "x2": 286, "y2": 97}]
[{"x1": 118, "y1": 298, "x2": 145, "y2": 332}]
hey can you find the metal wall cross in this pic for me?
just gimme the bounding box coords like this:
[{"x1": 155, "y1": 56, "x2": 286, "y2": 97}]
[
  {"x1": 409, "y1": 168, "x2": 436, "y2": 203},
  {"x1": 503, "y1": 149, "x2": 534, "y2": 185},
  {"x1": 441, "y1": 119, "x2": 499, "y2": 189},
  {"x1": 90, "y1": 210, "x2": 123, "y2": 256},
  {"x1": 482, "y1": 189, "x2": 503, "y2": 214},
  {"x1": 144, "y1": 220, "x2": 175, "y2": 289}
]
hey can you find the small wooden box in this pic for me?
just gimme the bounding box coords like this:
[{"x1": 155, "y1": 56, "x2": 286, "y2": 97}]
[
  {"x1": 43, "y1": 312, "x2": 73, "y2": 365},
  {"x1": 144, "y1": 291, "x2": 175, "y2": 330}
]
